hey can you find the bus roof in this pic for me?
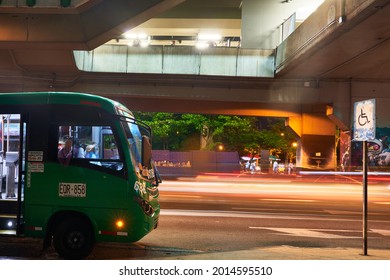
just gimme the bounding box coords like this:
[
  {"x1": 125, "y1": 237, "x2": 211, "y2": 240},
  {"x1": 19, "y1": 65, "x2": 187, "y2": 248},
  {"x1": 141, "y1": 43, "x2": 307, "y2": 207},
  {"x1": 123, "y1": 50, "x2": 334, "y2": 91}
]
[{"x1": 0, "y1": 92, "x2": 124, "y2": 113}]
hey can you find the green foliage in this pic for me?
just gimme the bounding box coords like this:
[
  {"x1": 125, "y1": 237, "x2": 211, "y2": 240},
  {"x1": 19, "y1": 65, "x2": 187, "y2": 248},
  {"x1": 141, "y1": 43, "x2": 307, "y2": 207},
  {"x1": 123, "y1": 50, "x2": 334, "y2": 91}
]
[
  {"x1": 134, "y1": 112, "x2": 200, "y2": 150},
  {"x1": 133, "y1": 112, "x2": 297, "y2": 159}
]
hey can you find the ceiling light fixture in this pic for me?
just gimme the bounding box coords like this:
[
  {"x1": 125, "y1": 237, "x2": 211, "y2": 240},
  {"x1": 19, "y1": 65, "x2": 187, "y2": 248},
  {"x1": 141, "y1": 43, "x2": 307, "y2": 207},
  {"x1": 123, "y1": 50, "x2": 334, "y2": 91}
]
[
  {"x1": 124, "y1": 33, "x2": 148, "y2": 40},
  {"x1": 196, "y1": 42, "x2": 209, "y2": 49},
  {"x1": 198, "y1": 34, "x2": 222, "y2": 41},
  {"x1": 125, "y1": 33, "x2": 150, "y2": 47}
]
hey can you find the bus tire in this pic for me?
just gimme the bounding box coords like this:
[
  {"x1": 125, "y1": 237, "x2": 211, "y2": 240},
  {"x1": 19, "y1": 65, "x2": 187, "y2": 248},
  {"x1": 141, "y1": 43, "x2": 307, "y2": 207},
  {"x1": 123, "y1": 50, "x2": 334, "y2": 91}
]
[{"x1": 53, "y1": 218, "x2": 95, "y2": 259}]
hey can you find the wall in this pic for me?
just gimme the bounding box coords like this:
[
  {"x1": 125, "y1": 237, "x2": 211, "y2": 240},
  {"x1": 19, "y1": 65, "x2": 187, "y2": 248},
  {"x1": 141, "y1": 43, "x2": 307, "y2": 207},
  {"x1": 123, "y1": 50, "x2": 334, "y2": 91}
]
[
  {"x1": 348, "y1": 81, "x2": 390, "y2": 170},
  {"x1": 152, "y1": 150, "x2": 240, "y2": 176},
  {"x1": 241, "y1": 0, "x2": 326, "y2": 49},
  {"x1": 74, "y1": 45, "x2": 275, "y2": 77}
]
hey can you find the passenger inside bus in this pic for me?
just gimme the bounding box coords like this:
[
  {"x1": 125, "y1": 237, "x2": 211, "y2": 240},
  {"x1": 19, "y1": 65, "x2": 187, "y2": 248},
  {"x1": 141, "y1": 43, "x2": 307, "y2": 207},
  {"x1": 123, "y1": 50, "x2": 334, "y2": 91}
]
[
  {"x1": 85, "y1": 144, "x2": 98, "y2": 159},
  {"x1": 73, "y1": 139, "x2": 85, "y2": 158},
  {"x1": 58, "y1": 137, "x2": 73, "y2": 165}
]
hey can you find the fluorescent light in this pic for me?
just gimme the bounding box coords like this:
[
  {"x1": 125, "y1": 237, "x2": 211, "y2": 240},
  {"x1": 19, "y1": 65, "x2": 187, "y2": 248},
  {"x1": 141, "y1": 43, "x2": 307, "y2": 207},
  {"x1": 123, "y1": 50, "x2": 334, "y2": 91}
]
[
  {"x1": 124, "y1": 33, "x2": 148, "y2": 40},
  {"x1": 198, "y1": 34, "x2": 222, "y2": 41},
  {"x1": 138, "y1": 33, "x2": 148, "y2": 40},
  {"x1": 124, "y1": 33, "x2": 137, "y2": 39},
  {"x1": 196, "y1": 42, "x2": 209, "y2": 49},
  {"x1": 140, "y1": 40, "x2": 149, "y2": 47}
]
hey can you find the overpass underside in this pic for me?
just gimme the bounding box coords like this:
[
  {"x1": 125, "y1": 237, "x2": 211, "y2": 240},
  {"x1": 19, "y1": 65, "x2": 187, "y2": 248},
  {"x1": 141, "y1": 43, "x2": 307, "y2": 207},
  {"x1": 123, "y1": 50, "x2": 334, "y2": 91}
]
[{"x1": 68, "y1": 73, "x2": 345, "y2": 170}]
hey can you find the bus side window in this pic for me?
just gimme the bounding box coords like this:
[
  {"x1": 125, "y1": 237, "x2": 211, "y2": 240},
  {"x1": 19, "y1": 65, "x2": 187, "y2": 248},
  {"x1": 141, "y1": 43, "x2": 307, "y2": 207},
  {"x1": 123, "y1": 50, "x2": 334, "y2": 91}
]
[{"x1": 57, "y1": 125, "x2": 123, "y2": 171}]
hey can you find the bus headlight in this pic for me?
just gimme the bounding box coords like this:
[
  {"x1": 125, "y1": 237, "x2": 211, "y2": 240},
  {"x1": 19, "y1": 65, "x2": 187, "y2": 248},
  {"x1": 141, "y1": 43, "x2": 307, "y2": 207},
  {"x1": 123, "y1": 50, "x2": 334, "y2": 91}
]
[{"x1": 134, "y1": 196, "x2": 155, "y2": 216}]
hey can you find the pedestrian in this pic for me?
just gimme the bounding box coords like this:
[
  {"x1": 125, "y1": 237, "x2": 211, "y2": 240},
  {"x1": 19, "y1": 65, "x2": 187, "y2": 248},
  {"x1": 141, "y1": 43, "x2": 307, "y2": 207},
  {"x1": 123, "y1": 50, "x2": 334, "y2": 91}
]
[
  {"x1": 273, "y1": 160, "x2": 279, "y2": 174},
  {"x1": 288, "y1": 162, "x2": 294, "y2": 175}
]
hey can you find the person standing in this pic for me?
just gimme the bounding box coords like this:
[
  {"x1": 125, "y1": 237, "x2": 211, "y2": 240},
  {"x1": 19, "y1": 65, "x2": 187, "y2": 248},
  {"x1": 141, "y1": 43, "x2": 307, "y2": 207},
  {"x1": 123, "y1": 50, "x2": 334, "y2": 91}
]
[{"x1": 273, "y1": 160, "x2": 279, "y2": 174}]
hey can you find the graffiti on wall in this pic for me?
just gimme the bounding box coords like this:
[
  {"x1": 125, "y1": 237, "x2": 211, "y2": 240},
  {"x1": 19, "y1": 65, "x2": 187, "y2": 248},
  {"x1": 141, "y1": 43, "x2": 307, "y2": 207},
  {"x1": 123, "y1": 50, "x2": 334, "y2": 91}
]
[{"x1": 344, "y1": 127, "x2": 390, "y2": 170}]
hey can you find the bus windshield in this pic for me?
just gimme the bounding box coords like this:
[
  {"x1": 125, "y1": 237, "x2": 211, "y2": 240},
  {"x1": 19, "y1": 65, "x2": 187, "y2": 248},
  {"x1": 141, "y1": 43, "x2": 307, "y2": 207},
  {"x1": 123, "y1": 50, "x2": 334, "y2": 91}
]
[{"x1": 116, "y1": 106, "x2": 154, "y2": 180}]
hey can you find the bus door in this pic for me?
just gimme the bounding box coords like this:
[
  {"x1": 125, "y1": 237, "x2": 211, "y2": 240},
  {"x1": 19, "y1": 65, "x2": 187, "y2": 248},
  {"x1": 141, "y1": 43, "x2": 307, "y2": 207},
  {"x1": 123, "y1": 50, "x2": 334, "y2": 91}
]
[{"x1": 0, "y1": 114, "x2": 26, "y2": 235}]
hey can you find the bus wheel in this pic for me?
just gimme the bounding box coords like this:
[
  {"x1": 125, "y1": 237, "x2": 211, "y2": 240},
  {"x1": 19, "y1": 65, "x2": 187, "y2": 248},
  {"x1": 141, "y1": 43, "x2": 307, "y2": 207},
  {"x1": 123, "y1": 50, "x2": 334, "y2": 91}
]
[{"x1": 53, "y1": 218, "x2": 94, "y2": 259}]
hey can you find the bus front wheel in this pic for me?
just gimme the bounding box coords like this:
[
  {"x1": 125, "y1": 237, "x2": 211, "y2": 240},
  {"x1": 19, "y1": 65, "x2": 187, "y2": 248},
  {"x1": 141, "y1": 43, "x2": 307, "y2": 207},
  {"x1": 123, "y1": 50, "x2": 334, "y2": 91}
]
[{"x1": 53, "y1": 218, "x2": 95, "y2": 259}]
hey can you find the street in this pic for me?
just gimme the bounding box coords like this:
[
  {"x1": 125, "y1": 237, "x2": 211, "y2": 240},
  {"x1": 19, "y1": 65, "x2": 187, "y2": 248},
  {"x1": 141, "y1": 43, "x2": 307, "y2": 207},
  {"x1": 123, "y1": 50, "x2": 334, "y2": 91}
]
[
  {"x1": 148, "y1": 174, "x2": 390, "y2": 253},
  {"x1": 1, "y1": 173, "x2": 390, "y2": 259}
]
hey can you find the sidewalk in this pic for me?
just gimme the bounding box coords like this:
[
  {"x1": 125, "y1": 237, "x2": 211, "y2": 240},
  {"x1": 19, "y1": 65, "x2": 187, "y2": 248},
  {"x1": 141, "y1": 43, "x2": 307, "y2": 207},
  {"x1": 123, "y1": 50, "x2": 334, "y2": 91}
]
[{"x1": 158, "y1": 246, "x2": 390, "y2": 260}]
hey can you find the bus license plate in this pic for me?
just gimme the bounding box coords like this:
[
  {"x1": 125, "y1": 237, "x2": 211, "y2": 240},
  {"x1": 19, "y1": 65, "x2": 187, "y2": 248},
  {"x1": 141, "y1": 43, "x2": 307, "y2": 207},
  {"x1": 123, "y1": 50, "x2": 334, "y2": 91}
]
[{"x1": 59, "y1": 183, "x2": 87, "y2": 197}]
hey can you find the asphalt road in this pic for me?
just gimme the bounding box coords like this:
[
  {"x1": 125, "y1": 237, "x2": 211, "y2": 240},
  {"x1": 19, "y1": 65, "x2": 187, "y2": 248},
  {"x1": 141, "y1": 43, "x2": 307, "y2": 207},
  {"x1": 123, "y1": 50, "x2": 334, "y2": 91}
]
[
  {"x1": 149, "y1": 174, "x2": 390, "y2": 253},
  {"x1": 1, "y1": 173, "x2": 390, "y2": 259}
]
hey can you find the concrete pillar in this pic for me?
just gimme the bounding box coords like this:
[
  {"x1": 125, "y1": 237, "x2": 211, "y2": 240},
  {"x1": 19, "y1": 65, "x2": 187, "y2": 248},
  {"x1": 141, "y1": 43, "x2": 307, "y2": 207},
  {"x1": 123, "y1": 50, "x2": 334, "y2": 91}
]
[{"x1": 287, "y1": 105, "x2": 337, "y2": 170}]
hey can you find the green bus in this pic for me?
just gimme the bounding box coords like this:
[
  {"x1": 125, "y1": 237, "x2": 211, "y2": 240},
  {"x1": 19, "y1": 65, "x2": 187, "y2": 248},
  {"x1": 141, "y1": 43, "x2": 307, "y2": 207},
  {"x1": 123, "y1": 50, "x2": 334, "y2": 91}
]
[{"x1": 0, "y1": 92, "x2": 160, "y2": 259}]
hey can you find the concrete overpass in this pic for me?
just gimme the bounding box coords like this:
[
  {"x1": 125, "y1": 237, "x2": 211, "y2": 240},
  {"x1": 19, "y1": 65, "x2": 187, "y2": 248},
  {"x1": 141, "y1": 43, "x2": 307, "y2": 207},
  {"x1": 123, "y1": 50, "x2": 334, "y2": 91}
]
[{"x1": 0, "y1": 0, "x2": 389, "y2": 170}]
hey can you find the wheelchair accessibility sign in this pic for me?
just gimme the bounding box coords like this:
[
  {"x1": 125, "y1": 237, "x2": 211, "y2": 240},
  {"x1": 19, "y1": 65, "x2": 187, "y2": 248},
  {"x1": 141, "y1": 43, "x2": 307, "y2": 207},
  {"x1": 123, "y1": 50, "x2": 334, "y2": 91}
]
[{"x1": 353, "y1": 99, "x2": 376, "y2": 141}]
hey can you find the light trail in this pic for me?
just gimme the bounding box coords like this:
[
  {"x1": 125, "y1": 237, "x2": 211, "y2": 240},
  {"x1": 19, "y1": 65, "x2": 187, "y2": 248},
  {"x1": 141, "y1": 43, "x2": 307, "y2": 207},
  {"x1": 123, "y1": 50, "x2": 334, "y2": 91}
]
[
  {"x1": 258, "y1": 199, "x2": 316, "y2": 202},
  {"x1": 160, "y1": 181, "x2": 390, "y2": 199},
  {"x1": 160, "y1": 209, "x2": 390, "y2": 224}
]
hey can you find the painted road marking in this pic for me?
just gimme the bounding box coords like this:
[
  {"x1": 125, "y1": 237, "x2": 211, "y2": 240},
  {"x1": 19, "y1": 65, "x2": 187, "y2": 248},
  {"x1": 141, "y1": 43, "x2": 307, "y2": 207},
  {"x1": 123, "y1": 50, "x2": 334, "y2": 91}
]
[
  {"x1": 249, "y1": 227, "x2": 384, "y2": 239},
  {"x1": 250, "y1": 227, "x2": 357, "y2": 239}
]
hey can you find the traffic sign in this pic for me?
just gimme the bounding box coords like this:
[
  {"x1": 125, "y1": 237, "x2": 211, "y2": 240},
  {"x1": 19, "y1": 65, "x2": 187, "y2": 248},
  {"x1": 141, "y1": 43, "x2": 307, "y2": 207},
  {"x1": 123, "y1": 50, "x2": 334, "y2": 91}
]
[
  {"x1": 353, "y1": 98, "x2": 376, "y2": 256},
  {"x1": 353, "y1": 99, "x2": 376, "y2": 141}
]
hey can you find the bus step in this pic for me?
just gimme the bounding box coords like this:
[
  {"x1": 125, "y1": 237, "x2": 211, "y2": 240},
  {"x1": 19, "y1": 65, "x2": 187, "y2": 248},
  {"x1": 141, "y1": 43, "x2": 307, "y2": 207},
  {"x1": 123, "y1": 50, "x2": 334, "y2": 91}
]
[{"x1": 0, "y1": 229, "x2": 16, "y2": 235}]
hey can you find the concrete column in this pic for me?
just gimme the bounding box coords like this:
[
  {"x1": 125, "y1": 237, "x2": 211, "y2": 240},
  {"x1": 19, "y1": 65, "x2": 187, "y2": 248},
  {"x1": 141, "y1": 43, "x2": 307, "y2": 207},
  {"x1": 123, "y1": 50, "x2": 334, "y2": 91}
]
[{"x1": 287, "y1": 105, "x2": 337, "y2": 170}]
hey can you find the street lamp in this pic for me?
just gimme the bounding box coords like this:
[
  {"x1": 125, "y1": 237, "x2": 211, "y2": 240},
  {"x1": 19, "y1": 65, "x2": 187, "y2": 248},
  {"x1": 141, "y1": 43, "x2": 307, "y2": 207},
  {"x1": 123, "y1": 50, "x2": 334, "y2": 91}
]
[{"x1": 292, "y1": 142, "x2": 298, "y2": 148}]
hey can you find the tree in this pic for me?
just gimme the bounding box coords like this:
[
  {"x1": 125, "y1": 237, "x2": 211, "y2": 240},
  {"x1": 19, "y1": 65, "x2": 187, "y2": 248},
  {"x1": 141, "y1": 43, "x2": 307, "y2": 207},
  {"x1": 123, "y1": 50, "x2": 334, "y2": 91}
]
[
  {"x1": 133, "y1": 112, "x2": 297, "y2": 161},
  {"x1": 211, "y1": 115, "x2": 259, "y2": 154},
  {"x1": 180, "y1": 114, "x2": 261, "y2": 153},
  {"x1": 258, "y1": 118, "x2": 297, "y2": 162},
  {"x1": 134, "y1": 112, "x2": 200, "y2": 150}
]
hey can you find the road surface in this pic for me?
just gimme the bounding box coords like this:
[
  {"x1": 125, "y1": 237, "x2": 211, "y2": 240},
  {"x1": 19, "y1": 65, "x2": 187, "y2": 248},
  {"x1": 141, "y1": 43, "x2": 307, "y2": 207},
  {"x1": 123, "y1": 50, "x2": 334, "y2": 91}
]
[{"x1": 1, "y1": 173, "x2": 389, "y2": 259}]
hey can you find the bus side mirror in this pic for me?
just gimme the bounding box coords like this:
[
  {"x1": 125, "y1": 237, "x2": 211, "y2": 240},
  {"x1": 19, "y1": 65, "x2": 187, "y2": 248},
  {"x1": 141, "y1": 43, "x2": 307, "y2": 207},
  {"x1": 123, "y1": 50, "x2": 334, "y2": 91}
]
[{"x1": 142, "y1": 136, "x2": 152, "y2": 168}]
